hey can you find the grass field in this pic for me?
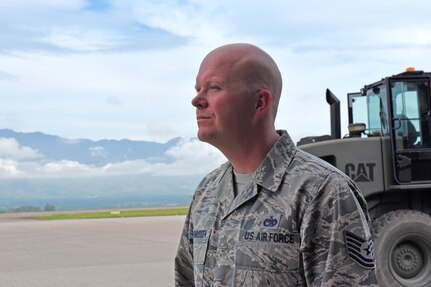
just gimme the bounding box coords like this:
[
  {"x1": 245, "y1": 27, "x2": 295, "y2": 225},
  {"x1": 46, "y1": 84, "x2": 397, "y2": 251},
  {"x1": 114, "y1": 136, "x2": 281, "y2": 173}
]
[{"x1": 35, "y1": 207, "x2": 189, "y2": 220}]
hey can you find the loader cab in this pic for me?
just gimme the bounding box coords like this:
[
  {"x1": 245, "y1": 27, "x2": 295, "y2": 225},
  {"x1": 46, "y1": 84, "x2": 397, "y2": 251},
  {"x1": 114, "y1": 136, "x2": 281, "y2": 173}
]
[{"x1": 349, "y1": 69, "x2": 431, "y2": 183}]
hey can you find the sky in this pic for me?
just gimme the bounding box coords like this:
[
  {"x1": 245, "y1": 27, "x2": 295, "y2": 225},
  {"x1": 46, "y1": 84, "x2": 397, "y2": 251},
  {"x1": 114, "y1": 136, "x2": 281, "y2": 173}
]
[{"x1": 1, "y1": 0, "x2": 431, "y2": 178}]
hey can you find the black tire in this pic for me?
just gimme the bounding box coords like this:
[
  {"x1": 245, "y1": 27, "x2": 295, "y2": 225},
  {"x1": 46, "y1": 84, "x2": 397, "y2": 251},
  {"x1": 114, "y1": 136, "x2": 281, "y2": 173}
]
[{"x1": 371, "y1": 210, "x2": 431, "y2": 287}]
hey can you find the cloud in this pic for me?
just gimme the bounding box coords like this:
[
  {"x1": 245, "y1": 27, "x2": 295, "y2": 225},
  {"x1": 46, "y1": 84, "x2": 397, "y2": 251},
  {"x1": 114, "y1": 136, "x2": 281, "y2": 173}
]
[
  {"x1": 40, "y1": 27, "x2": 124, "y2": 52},
  {"x1": 0, "y1": 137, "x2": 225, "y2": 179},
  {"x1": 0, "y1": 159, "x2": 91, "y2": 178},
  {"x1": 157, "y1": 138, "x2": 226, "y2": 176},
  {"x1": 0, "y1": 0, "x2": 84, "y2": 10},
  {"x1": 105, "y1": 96, "x2": 122, "y2": 106},
  {"x1": 0, "y1": 71, "x2": 19, "y2": 81},
  {"x1": 102, "y1": 138, "x2": 226, "y2": 177},
  {"x1": 0, "y1": 138, "x2": 42, "y2": 160},
  {"x1": 146, "y1": 123, "x2": 177, "y2": 139},
  {"x1": 129, "y1": 0, "x2": 228, "y2": 45},
  {"x1": 0, "y1": 0, "x2": 186, "y2": 54},
  {"x1": 2, "y1": 0, "x2": 431, "y2": 145},
  {"x1": 0, "y1": 159, "x2": 22, "y2": 177}
]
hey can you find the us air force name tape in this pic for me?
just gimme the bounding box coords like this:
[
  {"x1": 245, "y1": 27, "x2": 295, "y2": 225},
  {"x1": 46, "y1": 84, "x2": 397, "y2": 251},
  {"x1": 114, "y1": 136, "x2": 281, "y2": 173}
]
[{"x1": 242, "y1": 230, "x2": 300, "y2": 244}]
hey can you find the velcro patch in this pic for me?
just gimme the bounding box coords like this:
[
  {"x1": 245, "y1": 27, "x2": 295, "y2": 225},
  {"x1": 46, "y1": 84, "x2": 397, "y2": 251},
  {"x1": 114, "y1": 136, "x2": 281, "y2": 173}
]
[
  {"x1": 344, "y1": 231, "x2": 376, "y2": 269},
  {"x1": 193, "y1": 230, "x2": 209, "y2": 239},
  {"x1": 260, "y1": 214, "x2": 282, "y2": 229}
]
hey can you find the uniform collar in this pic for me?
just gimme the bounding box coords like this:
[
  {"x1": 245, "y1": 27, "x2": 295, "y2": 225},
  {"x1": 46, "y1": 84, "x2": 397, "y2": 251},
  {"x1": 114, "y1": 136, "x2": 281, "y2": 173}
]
[{"x1": 255, "y1": 130, "x2": 296, "y2": 192}]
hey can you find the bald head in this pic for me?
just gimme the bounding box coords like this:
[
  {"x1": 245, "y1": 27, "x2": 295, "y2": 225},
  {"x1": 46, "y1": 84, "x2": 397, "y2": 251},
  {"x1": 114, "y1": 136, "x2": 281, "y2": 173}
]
[
  {"x1": 193, "y1": 43, "x2": 283, "y2": 170},
  {"x1": 200, "y1": 43, "x2": 283, "y2": 117}
]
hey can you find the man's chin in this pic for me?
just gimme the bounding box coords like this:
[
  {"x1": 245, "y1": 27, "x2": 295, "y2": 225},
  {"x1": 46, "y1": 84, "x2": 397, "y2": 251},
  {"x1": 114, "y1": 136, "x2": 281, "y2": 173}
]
[
  {"x1": 197, "y1": 130, "x2": 214, "y2": 144},
  {"x1": 197, "y1": 133, "x2": 209, "y2": 143}
]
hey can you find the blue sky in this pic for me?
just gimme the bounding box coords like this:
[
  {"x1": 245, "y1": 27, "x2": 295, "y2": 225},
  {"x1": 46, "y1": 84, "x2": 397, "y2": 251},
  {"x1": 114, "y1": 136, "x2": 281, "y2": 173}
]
[{"x1": 1, "y1": 0, "x2": 431, "y2": 178}]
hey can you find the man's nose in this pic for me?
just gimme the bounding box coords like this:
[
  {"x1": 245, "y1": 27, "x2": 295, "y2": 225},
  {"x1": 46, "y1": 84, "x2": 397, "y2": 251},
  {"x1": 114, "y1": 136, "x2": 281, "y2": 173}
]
[{"x1": 191, "y1": 92, "x2": 207, "y2": 109}]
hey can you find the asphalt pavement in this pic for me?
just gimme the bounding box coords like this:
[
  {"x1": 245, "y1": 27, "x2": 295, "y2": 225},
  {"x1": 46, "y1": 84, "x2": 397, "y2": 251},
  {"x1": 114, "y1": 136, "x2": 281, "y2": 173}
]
[{"x1": 0, "y1": 215, "x2": 186, "y2": 287}]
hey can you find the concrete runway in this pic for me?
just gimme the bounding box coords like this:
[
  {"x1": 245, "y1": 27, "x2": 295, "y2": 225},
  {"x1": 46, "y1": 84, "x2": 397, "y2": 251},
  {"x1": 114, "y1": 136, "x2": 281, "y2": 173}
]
[{"x1": 0, "y1": 215, "x2": 186, "y2": 287}]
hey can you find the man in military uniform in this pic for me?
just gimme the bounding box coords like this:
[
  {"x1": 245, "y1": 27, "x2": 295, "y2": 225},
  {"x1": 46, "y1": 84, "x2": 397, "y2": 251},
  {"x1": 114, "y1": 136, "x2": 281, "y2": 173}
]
[{"x1": 175, "y1": 43, "x2": 378, "y2": 286}]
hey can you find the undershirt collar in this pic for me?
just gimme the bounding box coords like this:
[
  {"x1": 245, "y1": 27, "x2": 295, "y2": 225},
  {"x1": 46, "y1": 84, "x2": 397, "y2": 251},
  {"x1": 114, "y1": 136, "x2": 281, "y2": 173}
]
[{"x1": 233, "y1": 170, "x2": 255, "y2": 197}]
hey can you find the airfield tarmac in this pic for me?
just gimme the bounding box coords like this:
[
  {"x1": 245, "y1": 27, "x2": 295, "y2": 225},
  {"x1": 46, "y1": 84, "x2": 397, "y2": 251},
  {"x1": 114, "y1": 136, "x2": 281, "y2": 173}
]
[{"x1": 0, "y1": 214, "x2": 186, "y2": 287}]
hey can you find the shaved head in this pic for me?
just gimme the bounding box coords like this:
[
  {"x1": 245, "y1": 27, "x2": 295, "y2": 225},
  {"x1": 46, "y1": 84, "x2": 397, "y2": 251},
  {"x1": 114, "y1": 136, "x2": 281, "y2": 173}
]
[
  {"x1": 192, "y1": 43, "x2": 283, "y2": 165},
  {"x1": 200, "y1": 43, "x2": 283, "y2": 118}
]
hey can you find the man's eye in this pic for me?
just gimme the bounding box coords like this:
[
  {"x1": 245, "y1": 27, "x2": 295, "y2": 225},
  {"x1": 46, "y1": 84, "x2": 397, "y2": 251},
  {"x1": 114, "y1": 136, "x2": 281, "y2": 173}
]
[{"x1": 210, "y1": 85, "x2": 220, "y2": 90}]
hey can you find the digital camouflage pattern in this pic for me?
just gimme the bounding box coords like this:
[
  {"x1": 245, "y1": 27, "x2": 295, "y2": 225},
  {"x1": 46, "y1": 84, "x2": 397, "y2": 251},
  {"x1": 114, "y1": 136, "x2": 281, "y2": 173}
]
[{"x1": 175, "y1": 130, "x2": 378, "y2": 286}]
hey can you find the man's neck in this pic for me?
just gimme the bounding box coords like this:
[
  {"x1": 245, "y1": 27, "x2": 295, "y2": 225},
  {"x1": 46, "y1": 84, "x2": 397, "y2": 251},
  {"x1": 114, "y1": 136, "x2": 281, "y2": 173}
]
[{"x1": 223, "y1": 131, "x2": 280, "y2": 173}]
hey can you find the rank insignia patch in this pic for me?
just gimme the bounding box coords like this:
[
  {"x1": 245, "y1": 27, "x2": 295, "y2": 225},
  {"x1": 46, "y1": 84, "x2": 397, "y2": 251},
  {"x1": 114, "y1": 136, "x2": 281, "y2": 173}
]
[{"x1": 344, "y1": 231, "x2": 376, "y2": 269}]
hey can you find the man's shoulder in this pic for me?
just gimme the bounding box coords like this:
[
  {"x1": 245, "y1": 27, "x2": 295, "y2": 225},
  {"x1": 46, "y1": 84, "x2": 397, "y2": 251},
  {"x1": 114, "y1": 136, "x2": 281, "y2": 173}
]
[
  {"x1": 289, "y1": 148, "x2": 358, "y2": 198},
  {"x1": 275, "y1": 129, "x2": 344, "y2": 177},
  {"x1": 292, "y1": 148, "x2": 344, "y2": 177}
]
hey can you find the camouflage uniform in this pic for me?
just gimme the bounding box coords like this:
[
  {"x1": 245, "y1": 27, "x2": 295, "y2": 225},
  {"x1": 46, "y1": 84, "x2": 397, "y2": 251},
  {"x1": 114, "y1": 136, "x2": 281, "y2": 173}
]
[{"x1": 175, "y1": 130, "x2": 378, "y2": 286}]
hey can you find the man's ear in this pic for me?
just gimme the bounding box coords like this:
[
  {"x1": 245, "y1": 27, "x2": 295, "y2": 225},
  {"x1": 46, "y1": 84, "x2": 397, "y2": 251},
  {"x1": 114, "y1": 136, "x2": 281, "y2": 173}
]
[{"x1": 255, "y1": 89, "x2": 272, "y2": 114}]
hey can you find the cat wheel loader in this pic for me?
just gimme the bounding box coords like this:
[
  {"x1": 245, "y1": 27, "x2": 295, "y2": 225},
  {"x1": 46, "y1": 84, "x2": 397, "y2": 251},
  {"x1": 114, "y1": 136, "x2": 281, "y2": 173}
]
[{"x1": 298, "y1": 68, "x2": 431, "y2": 287}]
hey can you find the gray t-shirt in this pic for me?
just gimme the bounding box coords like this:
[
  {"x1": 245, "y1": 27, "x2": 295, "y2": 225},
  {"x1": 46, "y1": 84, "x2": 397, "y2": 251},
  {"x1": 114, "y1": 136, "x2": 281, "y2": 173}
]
[{"x1": 232, "y1": 170, "x2": 254, "y2": 197}]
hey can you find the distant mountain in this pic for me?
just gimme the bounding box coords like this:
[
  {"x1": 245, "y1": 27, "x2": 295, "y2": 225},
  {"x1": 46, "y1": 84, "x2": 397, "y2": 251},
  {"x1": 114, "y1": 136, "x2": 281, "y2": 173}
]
[
  {"x1": 0, "y1": 129, "x2": 200, "y2": 211},
  {"x1": 0, "y1": 129, "x2": 182, "y2": 165}
]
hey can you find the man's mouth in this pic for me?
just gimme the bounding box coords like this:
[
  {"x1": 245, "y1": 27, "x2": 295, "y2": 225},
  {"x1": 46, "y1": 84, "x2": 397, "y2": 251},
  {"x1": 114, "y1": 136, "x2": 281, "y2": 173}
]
[{"x1": 197, "y1": 115, "x2": 213, "y2": 121}]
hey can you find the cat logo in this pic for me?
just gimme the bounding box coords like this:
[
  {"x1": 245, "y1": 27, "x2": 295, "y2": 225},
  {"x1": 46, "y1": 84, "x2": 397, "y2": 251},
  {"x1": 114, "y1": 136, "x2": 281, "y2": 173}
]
[{"x1": 345, "y1": 163, "x2": 376, "y2": 182}]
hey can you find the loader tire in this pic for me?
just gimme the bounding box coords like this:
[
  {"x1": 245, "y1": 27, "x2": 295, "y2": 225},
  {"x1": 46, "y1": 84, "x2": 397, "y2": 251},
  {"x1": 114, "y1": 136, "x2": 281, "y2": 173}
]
[{"x1": 371, "y1": 210, "x2": 431, "y2": 287}]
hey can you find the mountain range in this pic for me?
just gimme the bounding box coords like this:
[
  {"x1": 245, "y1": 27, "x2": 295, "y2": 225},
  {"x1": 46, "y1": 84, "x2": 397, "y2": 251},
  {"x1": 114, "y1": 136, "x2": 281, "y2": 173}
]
[
  {"x1": 0, "y1": 129, "x2": 207, "y2": 212},
  {"x1": 0, "y1": 128, "x2": 182, "y2": 166}
]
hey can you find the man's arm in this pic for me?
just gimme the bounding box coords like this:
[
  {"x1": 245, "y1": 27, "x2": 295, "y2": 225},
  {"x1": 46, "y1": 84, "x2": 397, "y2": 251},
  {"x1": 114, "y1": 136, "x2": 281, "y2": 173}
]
[
  {"x1": 175, "y1": 208, "x2": 195, "y2": 286},
  {"x1": 300, "y1": 173, "x2": 379, "y2": 286}
]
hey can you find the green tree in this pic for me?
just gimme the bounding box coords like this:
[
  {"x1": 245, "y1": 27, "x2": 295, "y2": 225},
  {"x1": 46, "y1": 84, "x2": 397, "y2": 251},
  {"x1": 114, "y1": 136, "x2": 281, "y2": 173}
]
[{"x1": 44, "y1": 204, "x2": 56, "y2": 212}]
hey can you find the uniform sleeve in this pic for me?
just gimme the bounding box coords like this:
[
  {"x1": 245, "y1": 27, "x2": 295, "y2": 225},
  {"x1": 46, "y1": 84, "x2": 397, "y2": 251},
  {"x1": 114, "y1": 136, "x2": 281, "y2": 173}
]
[
  {"x1": 174, "y1": 207, "x2": 195, "y2": 286},
  {"x1": 300, "y1": 172, "x2": 379, "y2": 286}
]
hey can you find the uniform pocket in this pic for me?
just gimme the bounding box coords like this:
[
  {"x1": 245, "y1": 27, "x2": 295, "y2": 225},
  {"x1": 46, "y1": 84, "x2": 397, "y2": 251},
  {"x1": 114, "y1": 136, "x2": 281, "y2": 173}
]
[{"x1": 236, "y1": 238, "x2": 300, "y2": 272}]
